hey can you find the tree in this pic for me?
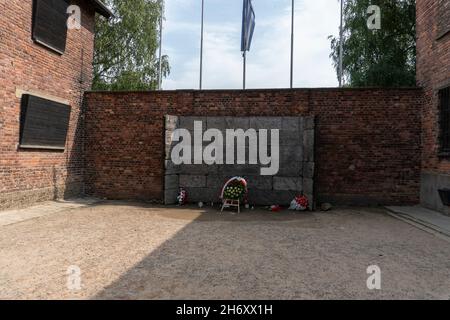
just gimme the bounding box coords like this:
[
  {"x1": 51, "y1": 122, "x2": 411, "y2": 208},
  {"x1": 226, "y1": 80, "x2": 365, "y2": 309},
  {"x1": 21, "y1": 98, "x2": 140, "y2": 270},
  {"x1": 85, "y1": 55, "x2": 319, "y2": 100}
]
[
  {"x1": 93, "y1": 0, "x2": 170, "y2": 91},
  {"x1": 329, "y1": 0, "x2": 416, "y2": 87}
]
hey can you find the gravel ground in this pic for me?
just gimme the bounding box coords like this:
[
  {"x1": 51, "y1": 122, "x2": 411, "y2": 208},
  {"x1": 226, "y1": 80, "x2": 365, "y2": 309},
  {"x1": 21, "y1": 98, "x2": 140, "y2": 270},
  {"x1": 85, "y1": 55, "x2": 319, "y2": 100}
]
[{"x1": 0, "y1": 201, "x2": 449, "y2": 300}]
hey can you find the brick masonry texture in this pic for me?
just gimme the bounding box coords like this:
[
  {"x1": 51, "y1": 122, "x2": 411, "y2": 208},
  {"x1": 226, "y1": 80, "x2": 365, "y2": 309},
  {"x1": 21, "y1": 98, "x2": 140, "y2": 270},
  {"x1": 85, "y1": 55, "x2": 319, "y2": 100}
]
[
  {"x1": 2, "y1": 2, "x2": 439, "y2": 210},
  {"x1": 417, "y1": 0, "x2": 450, "y2": 173},
  {"x1": 416, "y1": 0, "x2": 450, "y2": 214},
  {"x1": 84, "y1": 88, "x2": 422, "y2": 206},
  {"x1": 163, "y1": 116, "x2": 315, "y2": 207},
  {"x1": 0, "y1": 0, "x2": 95, "y2": 210}
]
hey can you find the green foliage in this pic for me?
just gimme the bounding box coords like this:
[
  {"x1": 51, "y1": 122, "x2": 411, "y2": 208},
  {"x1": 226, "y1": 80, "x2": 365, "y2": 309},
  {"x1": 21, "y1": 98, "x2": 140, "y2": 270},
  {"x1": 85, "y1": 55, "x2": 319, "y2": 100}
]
[
  {"x1": 329, "y1": 0, "x2": 416, "y2": 87},
  {"x1": 93, "y1": 0, "x2": 170, "y2": 91}
]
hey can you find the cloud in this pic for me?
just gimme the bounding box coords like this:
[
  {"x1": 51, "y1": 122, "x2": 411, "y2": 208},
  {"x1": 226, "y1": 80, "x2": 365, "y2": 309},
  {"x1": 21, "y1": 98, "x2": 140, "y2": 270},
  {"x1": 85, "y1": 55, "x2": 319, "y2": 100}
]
[{"x1": 162, "y1": 0, "x2": 340, "y2": 89}]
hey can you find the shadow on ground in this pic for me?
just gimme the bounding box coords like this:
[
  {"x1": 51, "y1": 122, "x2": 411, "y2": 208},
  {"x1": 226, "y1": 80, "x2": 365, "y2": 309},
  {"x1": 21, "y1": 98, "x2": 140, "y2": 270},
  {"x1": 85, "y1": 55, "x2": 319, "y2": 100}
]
[
  {"x1": 93, "y1": 206, "x2": 321, "y2": 300},
  {"x1": 90, "y1": 204, "x2": 450, "y2": 300}
]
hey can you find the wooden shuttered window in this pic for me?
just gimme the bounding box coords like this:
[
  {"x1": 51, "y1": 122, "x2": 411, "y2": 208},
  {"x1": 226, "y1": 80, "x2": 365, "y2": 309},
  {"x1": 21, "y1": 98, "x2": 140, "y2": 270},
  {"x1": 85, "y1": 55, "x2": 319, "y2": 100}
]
[
  {"x1": 20, "y1": 95, "x2": 71, "y2": 150},
  {"x1": 439, "y1": 87, "x2": 450, "y2": 155},
  {"x1": 32, "y1": 0, "x2": 70, "y2": 54}
]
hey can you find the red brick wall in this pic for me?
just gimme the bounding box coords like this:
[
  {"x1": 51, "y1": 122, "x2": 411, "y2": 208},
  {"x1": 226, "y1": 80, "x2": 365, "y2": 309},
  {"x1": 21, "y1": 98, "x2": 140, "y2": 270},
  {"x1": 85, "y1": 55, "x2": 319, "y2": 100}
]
[
  {"x1": 0, "y1": 1, "x2": 432, "y2": 209},
  {"x1": 84, "y1": 88, "x2": 422, "y2": 206},
  {"x1": 416, "y1": 0, "x2": 450, "y2": 173},
  {"x1": 0, "y1": 0, "x2": 95, "y2": 209}
]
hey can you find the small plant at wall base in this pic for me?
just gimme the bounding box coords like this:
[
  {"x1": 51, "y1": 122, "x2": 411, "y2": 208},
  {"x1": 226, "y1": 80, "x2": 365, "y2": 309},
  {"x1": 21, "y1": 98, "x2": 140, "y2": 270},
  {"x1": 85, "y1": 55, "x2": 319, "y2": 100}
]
[
  {"x1": 93, "y1": 0, "x2": 170, "y2": 91},
  {"x1": 329, "y1": 0, "x2": 416, "y2": 87}
]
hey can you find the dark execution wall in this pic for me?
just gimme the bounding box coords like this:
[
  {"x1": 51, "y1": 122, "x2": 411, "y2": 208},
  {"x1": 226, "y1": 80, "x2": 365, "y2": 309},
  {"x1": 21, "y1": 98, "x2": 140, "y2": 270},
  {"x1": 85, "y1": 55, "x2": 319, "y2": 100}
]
[{"x1": 164, "y1": 115, "x2": 315, "y2": 207}]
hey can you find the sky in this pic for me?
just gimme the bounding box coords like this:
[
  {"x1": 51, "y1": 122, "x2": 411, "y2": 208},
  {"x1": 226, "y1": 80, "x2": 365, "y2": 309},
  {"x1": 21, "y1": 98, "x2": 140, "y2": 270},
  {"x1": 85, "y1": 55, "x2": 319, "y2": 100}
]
[{"x1": 162, "y1": 0, "x2": 341, "y2": 90}]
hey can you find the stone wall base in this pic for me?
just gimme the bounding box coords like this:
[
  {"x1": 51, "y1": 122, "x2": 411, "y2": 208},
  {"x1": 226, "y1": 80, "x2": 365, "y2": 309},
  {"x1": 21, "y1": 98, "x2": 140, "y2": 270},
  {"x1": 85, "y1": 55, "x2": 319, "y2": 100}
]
[
  {"x1": 420, "y1": 172, "x2": 450, "y2": 216},
  {"x1": 0, "y1": 182, "x2": 84, "y2": 211}
]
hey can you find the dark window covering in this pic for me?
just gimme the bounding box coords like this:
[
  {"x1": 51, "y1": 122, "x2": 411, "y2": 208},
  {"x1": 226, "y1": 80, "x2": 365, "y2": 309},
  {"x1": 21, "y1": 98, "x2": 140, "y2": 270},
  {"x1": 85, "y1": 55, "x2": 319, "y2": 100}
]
[
  {"x1": 32, "y1": 0, "x2": 70, "y2": 54},
  {"x1": 439, "y1": 87, "x2": 450, "y2": 154},
  {"x1": 20, "y1": 95, "x2": 71, "y2": 150}
]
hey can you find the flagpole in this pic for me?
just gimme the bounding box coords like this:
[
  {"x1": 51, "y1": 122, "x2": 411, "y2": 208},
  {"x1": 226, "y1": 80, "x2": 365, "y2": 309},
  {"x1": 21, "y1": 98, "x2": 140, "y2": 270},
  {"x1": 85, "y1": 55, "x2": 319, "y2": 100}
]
[
  {"x1": 338, "y1": 0, "x2": 344, "y2": 87},
  {"x1": 243, "y1": 51, "x2": 246, "y2": 90},
  {"x1": 199, "y1": 0, "x2": 205, "y2": 90},
  {"x1": 290, "y1": 0, "x2": 294, "y2": 88},
  {"x1": 158, "y1": 1, "x2": 164, "y2": 90},
  {"x1": 241, "y1": 0, "x2": 246, "y2": 90},
  {"x1": 241, "y1": 0, "x2": 254, "y2": 90}
]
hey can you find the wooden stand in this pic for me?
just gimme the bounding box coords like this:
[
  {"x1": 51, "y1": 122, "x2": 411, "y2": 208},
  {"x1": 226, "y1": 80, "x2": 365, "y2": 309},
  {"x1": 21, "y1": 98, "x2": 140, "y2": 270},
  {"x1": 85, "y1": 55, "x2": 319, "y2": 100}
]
[{"x1": 221, "y1": 199, "x2": 240, "y2": 214}]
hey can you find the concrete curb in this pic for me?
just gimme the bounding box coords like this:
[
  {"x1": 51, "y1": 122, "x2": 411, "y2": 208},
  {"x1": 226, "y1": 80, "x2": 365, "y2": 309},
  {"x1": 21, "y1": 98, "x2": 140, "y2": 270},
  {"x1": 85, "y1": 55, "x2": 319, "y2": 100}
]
[{"x1": 385, "y1": 207, "x2": 450, "y2": 243}]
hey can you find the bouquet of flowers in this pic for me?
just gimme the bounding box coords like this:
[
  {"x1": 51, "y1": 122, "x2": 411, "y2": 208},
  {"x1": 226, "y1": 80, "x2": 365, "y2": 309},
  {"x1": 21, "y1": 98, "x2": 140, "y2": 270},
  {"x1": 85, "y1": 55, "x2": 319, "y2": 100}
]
[
  {"x1": 177, "y1": 188, "x2": 187, "y2": 205},
  {"x1": 223, "y1": 181, "x2": 246, "y2": 200},
  {"x1": 220, "y1": 177, "x2": 248, "y2": 202},
  {"x1": 289, "y1": 195, "x2": 309, "y2": 211}
]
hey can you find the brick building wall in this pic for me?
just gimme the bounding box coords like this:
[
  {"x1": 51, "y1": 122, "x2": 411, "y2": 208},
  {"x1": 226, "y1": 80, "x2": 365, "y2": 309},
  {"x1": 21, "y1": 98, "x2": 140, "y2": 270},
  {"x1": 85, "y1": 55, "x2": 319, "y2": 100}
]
[
  {"x1": 1, "y1": 1, "x2": 442, "y2": 210},
  {"x1": 416, "y1": 0, "x2": 450, "y2": 214},
  {"x1": 0, "y1": 0, "x2": 96, "y2": 210},
  {"x1": 84, "y1": 88, "x2": 422, "y2": 206}
]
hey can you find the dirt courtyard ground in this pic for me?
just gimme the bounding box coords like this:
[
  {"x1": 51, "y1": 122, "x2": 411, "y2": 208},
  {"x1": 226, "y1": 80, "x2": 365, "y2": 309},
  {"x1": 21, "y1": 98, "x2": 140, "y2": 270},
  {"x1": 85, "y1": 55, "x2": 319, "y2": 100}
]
[{"x1": 0, "y1": 201, "x2": 449, "y2": 300}]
